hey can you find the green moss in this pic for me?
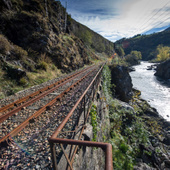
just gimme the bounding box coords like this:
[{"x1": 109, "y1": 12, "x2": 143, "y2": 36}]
[
  {"x1": 109, "y1": 132, "x2": 134, "y2": 170},
  {"x1": 90, "y1": 104, "x2": 98, "y2": 141}
]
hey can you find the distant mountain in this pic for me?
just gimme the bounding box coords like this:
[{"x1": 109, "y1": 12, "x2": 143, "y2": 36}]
[
  {"x1": 164, "y1": 27, "x2": 170, "y2": 31},
  {"x1": 115, "y1": 27, "x2": 170, "y2": 60}
]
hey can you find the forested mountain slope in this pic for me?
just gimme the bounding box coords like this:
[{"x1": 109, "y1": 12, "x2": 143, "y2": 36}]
[{"x1": 115, "y1": 28, "x2": 170, "y2": 60}]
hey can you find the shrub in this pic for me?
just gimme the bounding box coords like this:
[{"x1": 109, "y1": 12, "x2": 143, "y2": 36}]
[
  {"x1": 156, "y1": 45, "x2": 170, "y2": 62},
  {"x1": 19, "y1": 77, "x2": 28, "y2": 86},
  {"x1": 39, "y1": 53, "x2": 52, "y2": 64},
  {"x1": 115, "y1": 46, "x2": 125, "y2": 57},
  {"x1": 1, "y1": 9, "x2": 16, "y2": 20},
  {"x1": 37, "y1": 61, "x2": 48, "y2": 70},
  {"x1": 12, "y1": 45, "x2": 28, "y2": 59},
  {"x1": 110, "y1": 131, "x2": 134, "y2": 170},
  {"x1": 124, "y1": 50, "x2": 142, "y2": 66},
  {"x1": 11, "y1": 0, "x2": 23, "y2": 7},
  {"x1": 0, "y1": 34, "x2": 11, "y2": 54},
  {"x1": 51, "y1": 64, "x2": 56, "y2": 70}
]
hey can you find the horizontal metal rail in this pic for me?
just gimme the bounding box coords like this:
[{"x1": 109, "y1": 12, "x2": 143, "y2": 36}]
[
  {"x1": 49, "y1": 138, "x2": 113, "y2": 170},
  {"x1": 0, "y1": 66, "x2": 97, "y2": 143},
  {"x1": 49, "y1": 63, "x2": 113, "y2": 170}
]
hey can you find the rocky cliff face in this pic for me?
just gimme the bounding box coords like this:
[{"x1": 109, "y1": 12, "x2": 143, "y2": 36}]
[
  {"x1": 154, "y1": 59, "x2": 170, "y2": 79},
  {"x1": 109, "y1": 65, "x2": 133, "y2": 102},
  {"x1": 0, "y1": 0, "x2": 91, "y2": 72}
]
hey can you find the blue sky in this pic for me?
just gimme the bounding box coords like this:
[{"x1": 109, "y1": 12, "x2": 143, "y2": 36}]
[{"x1": 60, "y1": 0, "x2": 170, "y2": 42}]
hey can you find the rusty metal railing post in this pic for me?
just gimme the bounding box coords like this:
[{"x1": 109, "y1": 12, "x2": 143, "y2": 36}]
[
  {"x1": 83, "y1": 95, "x2": 86, "y2": 124},
  {"x1": 50, "y1": 142, "x2": 58, "y2": 170},
  {"x1": 106, "y1": 143, "x2": 113, "y2": 170}
]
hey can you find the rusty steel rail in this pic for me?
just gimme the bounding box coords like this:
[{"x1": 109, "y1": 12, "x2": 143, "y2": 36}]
[
  {"x1": 0, "y1": 66, "x2": 98, "y2": 143},
  {"x1": 0, "y1": 65, "x2": 95, "y2": 124},
  {"x1": 48, "y1": 63, "x2": 113, "y2": 170},
  {"x1": 0, "y1": 65, "x2": 93, "y2": 113}
]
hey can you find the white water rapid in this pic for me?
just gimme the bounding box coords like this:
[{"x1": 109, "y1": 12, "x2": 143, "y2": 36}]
[{"x1": 130, "y1": 61, "x2": 170, "y2": 121}]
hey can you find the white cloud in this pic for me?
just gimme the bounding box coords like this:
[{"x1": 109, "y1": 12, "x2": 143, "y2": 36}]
[{"x1": 63, "y1": 0, "x2": 170, "y2": 42}]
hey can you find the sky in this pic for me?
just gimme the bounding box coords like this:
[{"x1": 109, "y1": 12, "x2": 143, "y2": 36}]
[{"x1": 60, "y1": 0, "x2": 170, "y2": 42}]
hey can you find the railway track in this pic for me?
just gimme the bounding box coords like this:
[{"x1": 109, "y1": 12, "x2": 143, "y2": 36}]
[
  {"x1": 0, "y1": 63, "x2": 104, "y2": 169},
  {"x1": 0, "y1": 65, "x2": 94, "y2": 118}
]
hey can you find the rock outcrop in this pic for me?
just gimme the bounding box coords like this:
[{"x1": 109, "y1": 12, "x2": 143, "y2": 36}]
[
  {"x1": 154, "y1": 59, "x2": 170, "y2": 79},
  {"x1": 109, "y1": 65, "x2": 133, "y2": 102}
]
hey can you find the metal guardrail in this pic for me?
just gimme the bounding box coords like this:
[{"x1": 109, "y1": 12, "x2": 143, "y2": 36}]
[{"x1": 48, "y1": 63, "x2": 113, "y2": 170}]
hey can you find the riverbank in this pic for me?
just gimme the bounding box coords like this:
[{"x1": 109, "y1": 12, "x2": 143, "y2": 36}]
[{"x1": 103, "y1": 64, "x2": 170, "y2": 169}]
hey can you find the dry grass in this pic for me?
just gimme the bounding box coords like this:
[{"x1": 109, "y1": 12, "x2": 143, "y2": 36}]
[
  {"x1": 27, "y1": 64, "x2": 62, "y2": 85},
  {"x1": 0, "y1": 62, "x2": 62, "y2": 99},
  {"x1": 12, "y1": 45, "x2": 28, "y2": 59}
]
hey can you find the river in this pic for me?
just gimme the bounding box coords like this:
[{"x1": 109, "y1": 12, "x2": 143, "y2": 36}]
[{"x1": 130, "y1": 61, "x2": 170, "y2": 121}]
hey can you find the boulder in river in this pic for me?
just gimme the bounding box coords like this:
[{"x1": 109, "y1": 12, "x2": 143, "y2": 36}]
[
  {"x1": 128, "y1": 66, "x2": 136, "y2": 72},
  {"x1": 146, "y1": 64, "x2": 158, "y2": 70}
]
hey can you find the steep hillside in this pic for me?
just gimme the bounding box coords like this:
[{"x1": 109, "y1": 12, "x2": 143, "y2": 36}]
[
  {"x1": 68, "y1": 19, "x2": 115, "y2": 56},
  {"x1": 0, "y1": 0, "x2": 115, "y2": 98},
  {"x1": 115, "y1": 28, "x2": 170, "y2": 60}
]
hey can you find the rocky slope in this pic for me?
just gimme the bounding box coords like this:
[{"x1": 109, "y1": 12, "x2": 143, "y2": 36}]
[
  {"x1": 0, "y1": 0, "x2": 115, "y2": 71},
  {"x1": 0, "y1": 0, "x2": 89, "y2": 71},
  {"x1": 0, "y1": 0, "x2": 115, "y2": 98}
]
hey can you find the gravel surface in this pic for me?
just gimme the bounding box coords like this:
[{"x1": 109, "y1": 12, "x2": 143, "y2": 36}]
[{"x1": 0, "y1": 65, "x2": 101, "y2": 169}]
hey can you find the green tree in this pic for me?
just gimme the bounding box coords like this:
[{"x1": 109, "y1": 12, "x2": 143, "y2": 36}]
[
  {"x1": 156, "y1": 45, "x2": 170, "y2": 62},
  {"x1": 130, "y1": 51, "x2": 142, "y2": 60},
  {"x1": 124, "y1": 50, "x2": 142, "y2": 66},
  {"x1": 115, "y1": 46, "x2": 125, "y2": 57}
]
